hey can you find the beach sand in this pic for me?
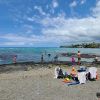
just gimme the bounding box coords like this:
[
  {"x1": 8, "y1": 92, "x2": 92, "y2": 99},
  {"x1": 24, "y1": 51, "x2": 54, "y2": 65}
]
[{"x1": 0, "y1": 64, "x2": 100, "y2": 100}]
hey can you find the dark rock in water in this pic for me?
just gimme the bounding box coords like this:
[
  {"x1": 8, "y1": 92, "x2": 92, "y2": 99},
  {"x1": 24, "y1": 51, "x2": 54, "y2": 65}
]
[
  {"x1": 81, "y1": 54, "x2": 96, "y2": 58},
  {"x1": 60, "y1": 53, "x2": 76, "y2": 57},
  {"x1": 60, "y1": 52, "x2": 100, "y2": 58},
  {"x1": 0, "y1": 54, "x2": 17, "y2": 60}
]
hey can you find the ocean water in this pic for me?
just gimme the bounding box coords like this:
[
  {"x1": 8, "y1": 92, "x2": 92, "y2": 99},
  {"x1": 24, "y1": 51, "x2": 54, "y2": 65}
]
[{"x1": 0, "y1": 47, "x2": 100, "y2": 65}]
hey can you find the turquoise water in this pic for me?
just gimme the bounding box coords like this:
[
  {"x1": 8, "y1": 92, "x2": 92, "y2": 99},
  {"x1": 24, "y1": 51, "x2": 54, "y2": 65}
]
[{"x1": 0, "y1": 47, "x2": 100, "y2": 64}]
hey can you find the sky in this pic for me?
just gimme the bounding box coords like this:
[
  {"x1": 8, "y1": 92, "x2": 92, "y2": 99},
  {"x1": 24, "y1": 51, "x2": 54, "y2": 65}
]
[{"x1": 0, "y1": 0, "x2": 100, "y2": 47}]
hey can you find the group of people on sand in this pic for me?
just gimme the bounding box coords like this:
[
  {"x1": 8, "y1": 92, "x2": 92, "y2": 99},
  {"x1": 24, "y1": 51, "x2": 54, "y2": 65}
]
[{"x1": 54, "y1": 65, "x2": 98, "y2": 85}]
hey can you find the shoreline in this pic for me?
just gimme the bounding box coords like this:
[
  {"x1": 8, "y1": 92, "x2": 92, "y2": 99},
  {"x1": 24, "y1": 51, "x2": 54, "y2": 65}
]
[
  {"x1": 0, "y1": 61, "x2": 95, "y2": 67},
  {"x1": 0, "y1": 60, "x2": 100, "y2": 65},
  {"x1": 0, "y1": 61, "x2": 100, "y2": 74}
]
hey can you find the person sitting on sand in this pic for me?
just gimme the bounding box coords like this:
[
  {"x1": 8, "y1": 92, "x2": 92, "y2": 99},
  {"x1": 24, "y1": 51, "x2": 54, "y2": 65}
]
[
  {"x1": 70, "y1": 67, "x2": 77, "y2": 77},
  {"x1": 70, "y1": 67, "x2": 78, "y2": 82}
]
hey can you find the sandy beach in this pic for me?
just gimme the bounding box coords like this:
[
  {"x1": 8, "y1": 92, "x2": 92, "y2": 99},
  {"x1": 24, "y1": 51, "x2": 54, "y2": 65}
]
[{"x1": 0, "y1": 64, "x2": 100, "y2": 100}]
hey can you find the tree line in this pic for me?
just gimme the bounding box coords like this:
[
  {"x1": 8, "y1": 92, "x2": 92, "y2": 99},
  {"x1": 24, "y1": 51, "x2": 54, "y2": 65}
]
[{"x1": 60, "y1": 42, "x2": 100, "y2": 48}]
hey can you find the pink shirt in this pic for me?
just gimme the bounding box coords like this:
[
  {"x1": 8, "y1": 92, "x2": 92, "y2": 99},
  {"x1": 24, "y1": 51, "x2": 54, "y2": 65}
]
[{"x1": 71, "y1": 57, "x2": 75, "y2": 62}]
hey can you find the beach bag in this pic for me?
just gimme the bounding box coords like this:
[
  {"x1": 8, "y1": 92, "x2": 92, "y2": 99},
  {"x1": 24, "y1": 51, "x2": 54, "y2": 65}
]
[{"x1": 78, "y1": 66, "x2": 86, "y2": 72}]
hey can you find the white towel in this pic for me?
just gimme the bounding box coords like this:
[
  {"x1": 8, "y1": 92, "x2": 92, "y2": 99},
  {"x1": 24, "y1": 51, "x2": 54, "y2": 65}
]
[
  {"x1": 78, "y1": 72, "x2": 86, "y2": 84},
  {"x1": 54, "y1": 67, "x2": 60, "y2": 78},
  {"x1": 88, "y1": 67, "x2": 97, "y2": 79}
]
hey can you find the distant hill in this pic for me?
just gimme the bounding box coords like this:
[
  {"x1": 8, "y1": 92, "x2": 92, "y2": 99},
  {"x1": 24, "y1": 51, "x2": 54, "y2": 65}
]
[{"x1": 60, "y1": 42, "x2": 100, "y2": 48}]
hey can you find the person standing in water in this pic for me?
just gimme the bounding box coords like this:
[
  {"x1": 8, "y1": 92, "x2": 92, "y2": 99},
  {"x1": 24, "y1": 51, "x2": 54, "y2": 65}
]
[
  {"x1": 71, "y1": 56, "x2": 75, "y2": 66},
  {"x1": 13, "y1": 55, "x2": 17, "y2": 63},
  {"x1": 41, "y1": 54, "x2": 44, "y2": 63},
  {"x1": 48, "y1": 53, "x2": 51, "y2": 58},
  {"x1": 54, "y1": 55, "x2": 58, "y2": 62},
  {"x1": 77, "y1": 51, "x2": 81, "y2": 65}
]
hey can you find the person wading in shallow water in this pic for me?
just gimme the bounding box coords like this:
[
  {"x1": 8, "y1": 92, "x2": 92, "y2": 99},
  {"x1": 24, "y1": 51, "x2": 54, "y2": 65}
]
[
  {"x1": 77, "y1": 51, "x2": 81, "y2": 65},
  {"x1": 13, "y1": 55, "x2": 17, "y2": 63},
  {"x1": 54, "y1": 55, "x2": 58, "y2": 62},
  {"x1": 71, "y1": 56, "x2": 75, "y2": 66},
  {"x1": 41, "y1": 54, "x2": 44, "y2": 63}
]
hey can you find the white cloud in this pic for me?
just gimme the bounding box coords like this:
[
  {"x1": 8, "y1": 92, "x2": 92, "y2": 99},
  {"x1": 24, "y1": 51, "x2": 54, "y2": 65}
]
[
  {"x1": 48, "y1": 0, "x2": 58, "y2": 14},
  {"x1": 33, "y1": 0, "x2": 100, "y2": 45},
  {"x1": 80, "y1": 0, "x2": 86, "y2": 5},
  {"x1": 1, "y1": 0, "x2": 100, "y2": 46},
  {"x1": 1, "y1": 16, "x2": 100, "y2": 46},
  {"x1": 40, "y1": 13, "x2": 100, "y2": 44},
  {"x1": 2, "y1": 2, "x2": 100, "y2": 47},
  {"x1": 69, "y1": 1, "x2": 77, "y2": 8},
  {"x1": 0, "y1": 33, "x2": 63, "y2": 46},
  {"x1": 2, "y1": 42, "x2": 26, "y2": 46},
  {"x1": 46, "y1": 5, "x2": 49, "y2": 9},
  {"x1": 34, "y1": 6, "x2": 46, "y2": 16},
  {"x1": 92, "y1": 0, "x2": 100, "y2": 18},
  {"x1": 52, "y1": 0, "x2": 58, "y2": 8},
  {"x1": 27, "y1": 17, "x2": 35, "y2": 21}
]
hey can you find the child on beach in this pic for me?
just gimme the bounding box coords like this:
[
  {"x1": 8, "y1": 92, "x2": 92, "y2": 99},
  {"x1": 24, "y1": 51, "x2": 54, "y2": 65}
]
[{"x1": 71, "y1": 56, "x2": 75, "y2": 66}]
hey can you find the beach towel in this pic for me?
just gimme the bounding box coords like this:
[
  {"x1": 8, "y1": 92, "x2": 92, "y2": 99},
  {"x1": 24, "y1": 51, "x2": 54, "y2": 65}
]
[
  {"x1": 67, "y1": 81, "x2": 80, "y2": 86},
  {"x1": 88, "y1": 67, "x2": 97, "y2": 79},
  {"x1": 54, "y1": 67, "x2": 60, "y2": 78},
  {"x1": 78, "y1": 72, "x2": 86, "y2": 84}
]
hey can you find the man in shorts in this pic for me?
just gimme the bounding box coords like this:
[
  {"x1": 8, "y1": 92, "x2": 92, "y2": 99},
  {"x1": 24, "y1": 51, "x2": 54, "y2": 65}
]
[{"x1": 77, "y1": 51, "x2": 81, "y2": 65}]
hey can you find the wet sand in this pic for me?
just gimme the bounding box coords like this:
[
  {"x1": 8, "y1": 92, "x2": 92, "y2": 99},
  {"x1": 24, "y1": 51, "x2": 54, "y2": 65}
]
[{"x1": 0, "y1": 64, "x2": 100, "y2": 100}]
